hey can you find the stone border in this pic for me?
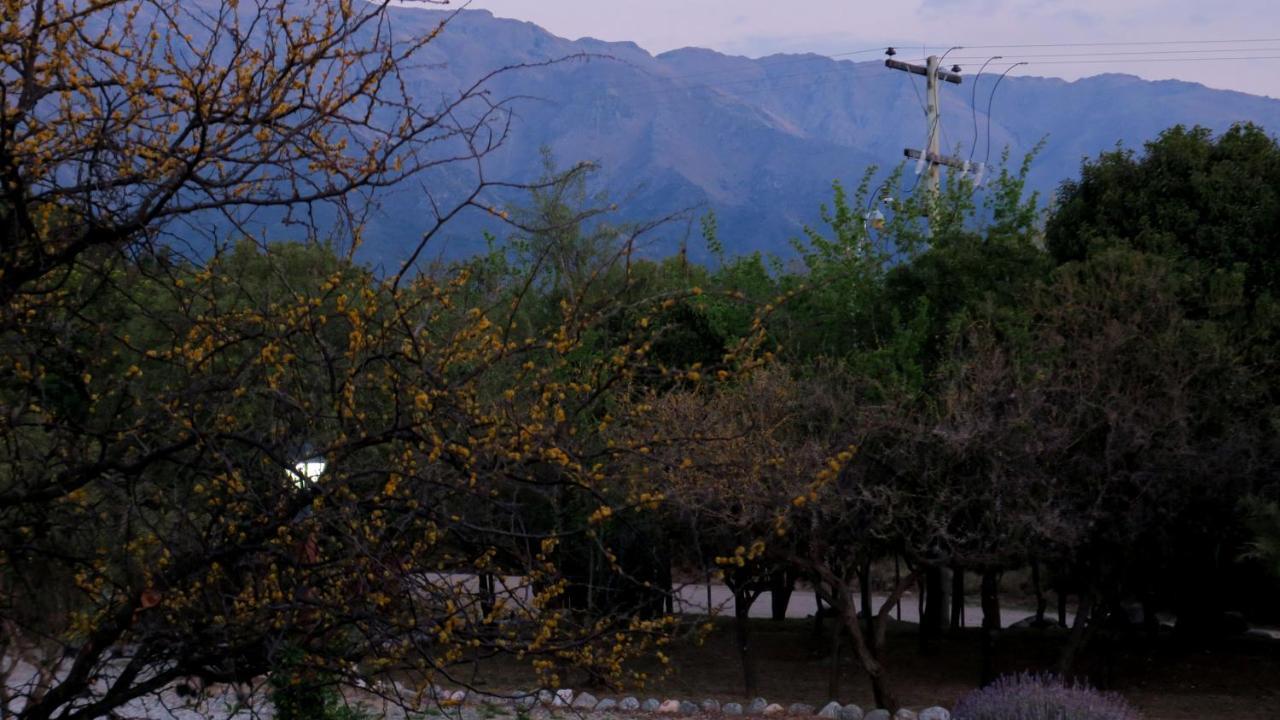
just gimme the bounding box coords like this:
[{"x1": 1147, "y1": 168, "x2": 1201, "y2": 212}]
[{"x1": 413, "y1": 686, "x2": 951, "y2": 720}]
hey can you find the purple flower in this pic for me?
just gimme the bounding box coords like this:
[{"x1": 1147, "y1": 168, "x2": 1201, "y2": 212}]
[{"x1": 953, "y1": 673, "x2": 1141, "y2": 720}]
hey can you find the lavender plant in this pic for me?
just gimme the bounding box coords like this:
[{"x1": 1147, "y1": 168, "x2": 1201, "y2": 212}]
[{"x1": 953, "y1": 674, "x2": 1142, "y2": 720}]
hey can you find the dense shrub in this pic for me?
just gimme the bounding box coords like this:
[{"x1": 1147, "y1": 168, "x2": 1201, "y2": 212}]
[
  {"x1": 953, "y1": 674, "x2": 1141, "y2": 720},
  {"x1": 269, "y1": 646, "x2": 372, "y2": 720}
]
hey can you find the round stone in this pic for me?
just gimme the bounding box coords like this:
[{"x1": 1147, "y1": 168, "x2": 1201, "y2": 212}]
[
  {"x1": 837, "y1": 705, "x2": 865, "y2": 720},
  {"x1": 724, "y1": 703, "x2": 745, "y2": 716},
  {"x1": 788, "y1": 704, "x2": 815, "y2": 716},
  {"x1": 597, "y1": 699, "x2": 619, "y2": 711},
  {"x1": 642, "y1": 698, "x2": 663, "y2": 712},
  {"x1": 621, "y1": 697, "x2": 642, "y2": 711},
  {"x1": 918, "y1": 709, "x2": 950, "y2": 720}
]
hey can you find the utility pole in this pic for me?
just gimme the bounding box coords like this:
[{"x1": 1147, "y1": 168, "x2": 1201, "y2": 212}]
[
  {"x1": 885, "y1": 52, "x2": 965, "y2": 197},
  {"x1": 885, "y1": 50, "x2": 965, "y2": 641},
  {"x1": 925, "y1": 54, "x2": 942, "y2": 194}
]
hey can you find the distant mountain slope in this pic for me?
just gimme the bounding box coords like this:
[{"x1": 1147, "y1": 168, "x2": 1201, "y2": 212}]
[{"x1": 351, "y1": 7, "x2": 1280, "y2": 267}]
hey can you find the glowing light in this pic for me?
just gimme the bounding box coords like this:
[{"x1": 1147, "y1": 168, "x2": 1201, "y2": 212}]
[{"x1": 289, "y1": 457, "x2": 326, "y2": 488}]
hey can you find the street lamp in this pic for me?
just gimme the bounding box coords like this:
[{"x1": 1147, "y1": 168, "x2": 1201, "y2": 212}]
[{"x1": 288, "y1": 455, "x2": 326, "y2": 490}]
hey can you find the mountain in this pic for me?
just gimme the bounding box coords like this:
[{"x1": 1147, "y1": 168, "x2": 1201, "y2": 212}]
[{"x1": 349, "y1": 7, "x2": 1280, "y2": 268}]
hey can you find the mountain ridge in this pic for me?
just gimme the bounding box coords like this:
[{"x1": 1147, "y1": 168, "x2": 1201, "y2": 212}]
[{"x1": 342, "y1": 6, "x2": 1280, "y2": 268}]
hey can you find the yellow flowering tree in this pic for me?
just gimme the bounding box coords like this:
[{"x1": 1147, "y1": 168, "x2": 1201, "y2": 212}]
[
  {"x1": 0, "y1": 237, "x2": 757, "y2": 719},
  {"x1": 0, "y1": 2, "x2": 758, "y2": 718}
]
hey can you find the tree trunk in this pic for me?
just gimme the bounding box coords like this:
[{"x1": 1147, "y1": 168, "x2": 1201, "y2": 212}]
[
  {"x1": 811, "y1": 586, "x2": 827, "y2": 647},
  {"x1": 868, "y1": 669, "x2": 897, "y2": 712},
  {"x1": 836, "y1": 590, "x2": 899, "y2": 711},
  {"x1": 1058, "y1": 590, "x2": 1094, "y2": 675},
  {"x1": 1100, "y1": 600, "x2": 1119, "y2": 690},
  {"x1": 1032, "y1": 560, "x2": 1048, "y2": 627},
  {"x1": 917, "y1": 574, "x2": 926, "y2": 626},
  {"x1": 979, "y1": 570, "x2": 1002, "y2": 686},
  {"x1": 587, "y1": 546, "x2": 597, "y2": 613},
  {"x1": 859, "y1": 559, "x2": 874, "y2": 643},
  {"x1": 950, "y1": 567, "x2": 965, "y2": 632},
  {"x1": 771, "y1": 569, "x2": 795, "y2": 621},
  {"x1": 733, "y1": 588, "x2": 759, "y2": 697},
  {"x1": 920, "y1": 565, "x2": 949, "y2": 654},
  {"x1": 826, "y1": 618, "x2": 842, "y2": 701},
  {"x1": 479, "y1": 572, "x2": 496, "y2": 619},
  {"x1": 915, "y1": 573, "x2": 926, "y2": 653},
  {"x1": 706, "y1": 567, "x2": 714, "y2": 618},
  {"x1": 661, "y1": 545, "x2": 674, "y2": 615},
  {"x1": 894, "y1": 556, "x2": 902, "y2": 621},
  {"x1": 1057, "y1": 589, "x2": 1069, "y2": 629},
  {"x1": 809, "y1": 562, "x2": 920, "y2": 713}
]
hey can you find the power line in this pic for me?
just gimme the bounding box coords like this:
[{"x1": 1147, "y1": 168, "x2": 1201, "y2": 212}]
[
  {"x1": 950, "y1": 47, "x2": 1280, "y2": 60},
  {"x1": 947, "y1": 37, "x2": 1280, "y2": 50},
  {"x1": 828, "y1": 47, "x2": 900, "y2": 59},
  {"x1": 985, "y1": 63, "x2": 1026, "y2": 169},
  {"x1": 969, "y1": 56, "x2": 1002, "y2": 165},
  {"x1": 905, "y1": 166, "x2": 924, "y2": 195},
  {"x1": 1019, "y1": 55, "x2": 1280, "y2": 65}
]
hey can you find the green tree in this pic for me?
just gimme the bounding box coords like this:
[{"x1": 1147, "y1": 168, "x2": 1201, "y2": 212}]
[
  {"x1": 1047, "y1": 123, "x2": 1280, "y2": 302},
  {"x1": 1044, "y1": 123, "x2": 1280, "y2": 635}
]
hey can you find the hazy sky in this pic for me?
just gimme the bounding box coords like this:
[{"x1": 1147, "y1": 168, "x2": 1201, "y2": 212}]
[{"x1": 444, "y1": 0, "x2": 1280, "y2": 98}]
